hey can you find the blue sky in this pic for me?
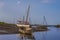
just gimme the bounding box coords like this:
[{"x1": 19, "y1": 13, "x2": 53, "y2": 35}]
[{"x1": 0, "y1": 0, "x2": 60, "y2": 25}]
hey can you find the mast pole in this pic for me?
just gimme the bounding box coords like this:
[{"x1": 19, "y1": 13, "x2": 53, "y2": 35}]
[
  {"x1": 43, "y1": 16, "x2": 47, "y2": 25},
  {"x1": 26, "y1": 5, "x2": 30, "y2": 24}
]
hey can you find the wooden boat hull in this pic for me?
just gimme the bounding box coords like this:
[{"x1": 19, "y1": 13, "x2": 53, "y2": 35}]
[{"x1": 19, "y1": 29, "x2": 32, "y2": 35}]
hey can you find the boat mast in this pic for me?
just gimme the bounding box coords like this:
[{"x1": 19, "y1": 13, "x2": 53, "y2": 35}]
[
  {"x1": 23, "y1": 16, "x2": 25, "y2": 24},
  {"x1": 26, "y1": 5, "x2": 30, "y2": 24},
  {"x1": 43, "y1": 16, "x2": 47, "y2": 25}
]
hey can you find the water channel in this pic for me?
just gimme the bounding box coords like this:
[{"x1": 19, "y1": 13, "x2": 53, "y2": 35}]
[{"x1": 0, "y1": 27, "x2": 60, "y2": 40}]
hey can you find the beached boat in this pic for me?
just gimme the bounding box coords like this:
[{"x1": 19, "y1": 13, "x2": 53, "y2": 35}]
[
  {"x1": 16, "y1": 5, "x2": 32, "y2": 35},
  {"x1": 16, "y1": 23, "x2": 32, "y2": 34}
]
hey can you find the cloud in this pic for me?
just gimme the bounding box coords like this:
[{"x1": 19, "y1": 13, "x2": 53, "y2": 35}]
[
  {"x1": 17, "y1": 1, "x2": 21, "y2": 4},
  {"x1": 0, "y1": 2, "x2": 5, "y2": 8}
]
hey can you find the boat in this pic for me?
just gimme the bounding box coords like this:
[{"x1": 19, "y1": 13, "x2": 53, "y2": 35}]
[
  {"x1": 16, "y1": 21, "x2": 32, "y2": 34},
  {"x1": 16, "y1": 5, "x2": 32, "y2": 35}
]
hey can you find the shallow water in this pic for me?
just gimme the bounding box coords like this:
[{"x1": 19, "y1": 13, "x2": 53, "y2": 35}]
[{"x1": 0, "y1": 27, "x2": 60, "y2": 40}]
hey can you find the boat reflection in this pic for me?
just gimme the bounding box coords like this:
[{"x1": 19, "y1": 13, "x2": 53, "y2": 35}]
[{"x1": 18, "y1": 33, "x2": 35, "y2": 40}]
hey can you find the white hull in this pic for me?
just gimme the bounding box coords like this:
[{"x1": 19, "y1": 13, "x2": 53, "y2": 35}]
[{"x1": 16, "y1": 24, "x2": 32, "y2": 34}]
